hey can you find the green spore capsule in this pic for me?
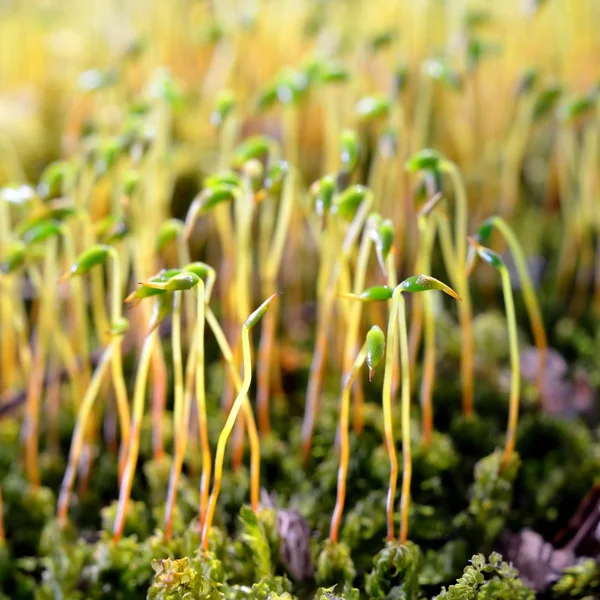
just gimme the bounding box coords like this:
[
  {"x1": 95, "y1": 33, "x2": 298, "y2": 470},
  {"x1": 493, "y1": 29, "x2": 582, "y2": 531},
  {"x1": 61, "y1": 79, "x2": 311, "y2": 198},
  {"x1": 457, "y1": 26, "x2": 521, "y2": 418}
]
[
  {"x1": 110, "y1": 317, "x2": 130, "y2": 337},
  {"x1": 156, "y1": 219, "x2": 184, "y2": 252},
  {"x1": 21, "y1": 219, "x2": 61, "y2": 245},
  {"x1": 244, "y1": 293, "x2": 279, "y2": 329},
  {"x1": 0, "y1": 242, "x2": 27, "y2": 274},
  {"x1": 232, "y1": 136, "x2": 273, "y2": 168},
  {"x1": 340, "y1": 130, "x2": 360, "y2": 173},
  {"x1": 340, "y1": 285, "x2": 394, "y2": 303},
  {"x1": 399, "y1": 274, "x2": 462, "y2": 300},
  {"x1": 532, "y1": 84, "x2": 562, "y2": 121},
  {"x1": 37, "y1": 161, "x2": 73, "y2": 200},
  {"x1": 333, "y1": 185, "x2": 368, "y2": 220},
  {"x1": 63, "y1": 245, "x2": 111, "y2": 279},
  {"x1": 366, "y1": 325, "x2": 385, "y2": 381},
  {"x1": 557, "y1": 95, "x2": 595, "y2": 122},
  {"x1": 162, "y1": 272, "x2": 200, "y2": 292},
  {"x1": 405, "y1": 149, "x2": 444, "y2": 173},
  {"x1": 182, "y1": 262, "x2": 211, "y2": 279},
  {"x1": 355, "y1": 95, "x2": 390, "y2": 122},
  {"x1": 264, "y1": 160, "x2": 289, "y2": 195},
  {"x1": 211, "y1": 89, "x2": 236, "y2": 127},
  {"x1": 313, "y1": 174, "x2": 336, "y2": 216}
]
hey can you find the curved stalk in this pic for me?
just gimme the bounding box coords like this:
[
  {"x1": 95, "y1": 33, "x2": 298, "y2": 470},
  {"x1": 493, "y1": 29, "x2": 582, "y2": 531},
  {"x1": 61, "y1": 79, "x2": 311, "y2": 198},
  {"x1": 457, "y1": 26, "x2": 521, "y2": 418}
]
[
  {"x1": 57, "y1": 344, "x2": 114, "y2": 526},
  {"x1": 107, "y1": 248, "x2": 130, "y2": 479},
  {"x1": 442, "y1": 162, "x2": 474, "y2": 416},
  {"x1": 330, "y1": 343, "x2": 367, "y2": 543},
  {"x1": 151, "y1": 339, "x2": 168, "y2": 461},
  {"x1": 171, "y1": 291, "x2": 184, "y2": 432},
  {"x1": 419, "y1": 220, "x2": 437, "y2": 447},
  {"x1": 59, "y1": 225, "x2": 90, "y2": 387},
  {"x1": 113, "y1": 329, "x2": 158, "y2": 542},
  {"x1": 257, "y1": 169, "x2": 295, "y2": 434},
  {"x1": 302, "y1": 196, "x2": 373, "y2": 464},
  {"x1": 205, "y1": 308, "x2": 261, "y2": 518},
  {"x1": 201, "y1": 295, "x2": 276, "y2": 550},
  {"x1": 194, "y1": 281, "x2": 209, "y2": 527},
  {"x1": 231, "y1": 181, "x2": 254, "y2": 471},
  {"x1": 487, "y1": 216, "x2": 547, "y2": 402},
  {"x1": 344, "y1": 227, "x2": 373, "y2": 434},
  {"x1": 500, "y1": 266, "x2": 520, "y2": 470},
  {"x1": 382, "y1": 290, "x2": 399, "y2": 541},
  {"x1": 164, "y1": 305, "x2": 198, "y2": 539},
  {"x1": 396, "y1": 289, "x2": 412, "y2": 545},
  {"x1": 23, "y1": 238, "x2": 57, "y2": 487},
  {"x1": 468, "y1": 239, "x2": 520, "y2": 471}
]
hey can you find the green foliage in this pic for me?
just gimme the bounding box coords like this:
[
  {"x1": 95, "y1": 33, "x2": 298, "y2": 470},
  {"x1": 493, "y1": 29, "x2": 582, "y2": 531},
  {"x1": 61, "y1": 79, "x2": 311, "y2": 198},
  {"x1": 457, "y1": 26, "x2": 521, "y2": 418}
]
[
  {"x1": 224, "y1": 576, "x2": 293, "y2": 600},
  {"x1": 458, "y1": 451, "x2": 520, "y2": 548},
  {"x1": 100, "y1": 500, "x2": 150, "y2": 539},
  {"x1": 433, "y1": 553, "x2": 534, "y2": 600},
  {"x1": 315, "y1": 540, "x2": 356, "y2": 586},
  {"x1": 36, "y1": 537, "x2": 92, "y2": 600},
  {"x1": 365, "y1": 541, "x2": 422, "y2": 600},
  {"x1": 3, "y1": 474, "x2": 55, "y2": 556},
  {"x1": 553, "y1": 559, "x2": 600, "y2": 598},
  {"x1": 313, "y1": 584, "x2": 360, "y2": 600},
  {"x1": 83, "y1": 532, "x2": 175, "y2": 598},
  {"x1": 419, "y1": 540, "x2": 469, "y2": 586},
  {"x1": 238, "y1": 506, "x2": 273, "y2": 580},
  {"x1": 148, "y1": 557, "x2": 222, "y2": 600},
  {"x1": 514, "y1": 414, "x2": 598, "y2": 534}
]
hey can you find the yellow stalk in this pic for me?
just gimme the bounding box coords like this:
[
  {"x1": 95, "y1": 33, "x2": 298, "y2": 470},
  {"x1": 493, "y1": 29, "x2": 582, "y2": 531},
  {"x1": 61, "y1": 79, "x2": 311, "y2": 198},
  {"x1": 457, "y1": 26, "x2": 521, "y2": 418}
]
[
  {"x1": 330, "y1": 343, "x2": 367, "y2": 543},
  {"x1": 201, "y1": 313, "x2": 258, "y2": 550},
  {"x1": 487, "y1": 216, "x2": 547, "y2": 401},
  {"x1": 500, "y1": 266, "x2": 520, "y2": 470},
  {"x1": 113, "y1": 329, "x2": 158, "y2": 542},
  {"x1": 302, "y1": 195, "x2": 373, "y2": 464},
  {"x1": 205, "y1": 307, "x2": 261, "y2": 518},
  {"x1": 57, "y1": 344, "x2": 114, "y2": 526},
  {"x1": 396, "y1": 289, "x2": 412, "y2": 545},
  {"x1": 382, "y1": 289, "x2": 399, "y2": 542}
]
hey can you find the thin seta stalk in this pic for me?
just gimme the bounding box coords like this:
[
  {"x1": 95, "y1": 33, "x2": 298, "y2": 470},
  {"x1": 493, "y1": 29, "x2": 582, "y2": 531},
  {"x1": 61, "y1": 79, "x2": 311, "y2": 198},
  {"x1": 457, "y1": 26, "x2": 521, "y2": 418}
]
[
  {"x1": 342, "y1": 274, "x2": 460, "y2": 543},
  {"x1": 257, "y1": 162, "x2": 294, "y2": 434},
  {"x1": 467, "y1": 216, "x2": 547, "y2": 404},
  {"x1": 406, "y1": 150, "x2": 474, "y2": 417},
  {"x1": 415, "y1": 193, "x2": 442, "y2": 447},
  {"x1": 302, "y1": 185, "x2": 373, "y2": 465},
  {"x1": 468, "y1": 238, "x2": 520, "y2": 471},
  {"x1": 201, "y1": 293, "x2": 278, "y2": 550},
  {"x1": 129, "y1": 264, "x2": 214, "y2": 537},
  {"x1": 141, "y1": 261, "x2": 263, "y2": 531},
  {"x1": 163, "y1": 278, "x2": 207, "y2": 539},
  {"x1": 340, "y1": 214, "x2": 391, "y2": 435},
  {"x1": 330, "y1": 326, "x2": 385, "y2": 543},
  {"x1": 57, "y1": 244, "x2": 131, "y2": 525},
  {"x1": 113, "y1": 272, "x2": 198, "y2": 541}
]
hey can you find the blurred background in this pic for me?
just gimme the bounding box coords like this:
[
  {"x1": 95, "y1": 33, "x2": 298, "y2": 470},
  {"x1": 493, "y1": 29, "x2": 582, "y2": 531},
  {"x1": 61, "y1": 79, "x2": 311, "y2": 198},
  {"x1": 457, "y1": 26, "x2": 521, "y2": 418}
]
[{"x1": 1, "y1": 0, "x2": 599, "y2": 182}]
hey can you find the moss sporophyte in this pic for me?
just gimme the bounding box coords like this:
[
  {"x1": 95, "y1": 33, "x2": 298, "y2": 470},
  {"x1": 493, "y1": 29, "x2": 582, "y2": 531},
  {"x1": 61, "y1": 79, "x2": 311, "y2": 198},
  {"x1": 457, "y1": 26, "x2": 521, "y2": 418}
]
[{"x1": 1, "y1": 2, "x2": 599, "y2": 598}]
